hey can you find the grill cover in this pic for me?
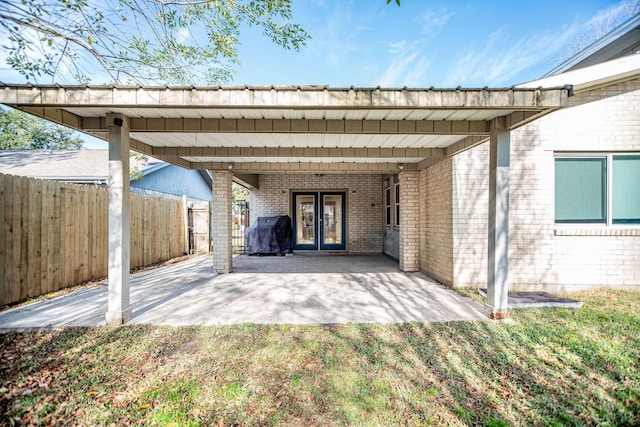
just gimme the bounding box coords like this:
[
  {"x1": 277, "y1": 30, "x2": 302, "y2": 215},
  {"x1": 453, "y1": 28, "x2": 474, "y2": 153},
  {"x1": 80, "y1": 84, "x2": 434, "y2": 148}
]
[{"x1": 245, "y1": 215, "x2": 293, "y2": 255}]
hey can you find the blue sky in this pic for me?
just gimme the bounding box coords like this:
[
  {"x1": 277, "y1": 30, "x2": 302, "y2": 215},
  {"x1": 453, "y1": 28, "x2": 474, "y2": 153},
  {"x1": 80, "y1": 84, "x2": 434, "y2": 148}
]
[
  {"x1": 0, "y1": 0, "x2": 633, "y2": 88},
  {"x1": 231, "y1": 0, "x2": 634, "y2": 88}
]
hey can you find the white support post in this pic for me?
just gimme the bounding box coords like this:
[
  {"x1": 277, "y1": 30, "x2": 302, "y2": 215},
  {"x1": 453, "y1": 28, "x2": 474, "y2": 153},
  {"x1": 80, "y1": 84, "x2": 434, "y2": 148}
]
[
  {"x1": 105, "y1": 113, "x2": 132, "y2": 325},
  {"x1": 486, "y1": 117, "x2": 510, "y2": 319}
]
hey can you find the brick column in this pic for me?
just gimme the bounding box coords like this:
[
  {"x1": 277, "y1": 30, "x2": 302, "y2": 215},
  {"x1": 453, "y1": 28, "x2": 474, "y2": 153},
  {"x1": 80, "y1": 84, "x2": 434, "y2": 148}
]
[
  {"x1": 211, "y1": 171, "x2": 233, "y2": 273},
  {"x1": 399, "y1": 171, "x2": 420, "y2": 272},
  {"x1": 418, "y1": 168, "x2": 428, "y2": 271}
]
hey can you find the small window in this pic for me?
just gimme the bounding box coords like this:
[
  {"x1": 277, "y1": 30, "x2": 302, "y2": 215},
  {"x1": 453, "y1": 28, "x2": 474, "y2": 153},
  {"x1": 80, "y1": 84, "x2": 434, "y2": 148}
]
[
  {"x1": 394, "y1": 183, "x2": 400, "y2": 227},
  {"x1": 385, "y1": 187, "x2": 391, "y2": 226},
  {"x1": 555, "y1": 157, "x2": 607, "y2": 223},
  {"x1": 613, "y1": 155, "x2": 640, "y2": 224}
]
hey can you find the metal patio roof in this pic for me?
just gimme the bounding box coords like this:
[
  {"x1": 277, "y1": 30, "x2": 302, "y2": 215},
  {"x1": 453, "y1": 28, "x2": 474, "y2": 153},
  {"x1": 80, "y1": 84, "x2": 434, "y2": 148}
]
[{"x1": 0, "y1": 84, "x2": 571, "y2": 174}]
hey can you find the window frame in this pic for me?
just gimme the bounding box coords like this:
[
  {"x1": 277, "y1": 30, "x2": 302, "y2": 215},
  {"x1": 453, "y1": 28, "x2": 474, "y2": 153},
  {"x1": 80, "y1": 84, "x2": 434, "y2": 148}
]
[
  {"x1": 394, "y1": 183, "x2": 400, "y2": 227},
  {"x1": 554, "y1": 152, "x2": 640, "y2": 227},
  {"x1": 612, "y1": 154, "x2": 640, "y2": 225},
  {"x1": 384, "y1": 185, "x2": 391, "y2": 226}
]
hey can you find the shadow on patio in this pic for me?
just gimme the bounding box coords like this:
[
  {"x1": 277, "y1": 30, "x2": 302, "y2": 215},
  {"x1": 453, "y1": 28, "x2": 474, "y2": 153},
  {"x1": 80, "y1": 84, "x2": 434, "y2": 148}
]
[{"x1": 0, "y1": 255, "x2": 488, "y2": 330}]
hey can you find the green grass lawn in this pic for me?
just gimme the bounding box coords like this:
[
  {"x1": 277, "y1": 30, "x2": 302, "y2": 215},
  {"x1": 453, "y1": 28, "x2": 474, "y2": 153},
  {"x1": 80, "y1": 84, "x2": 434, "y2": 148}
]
[{"x1": 1, "y1": 289, "x2": 638, "y2": 426}]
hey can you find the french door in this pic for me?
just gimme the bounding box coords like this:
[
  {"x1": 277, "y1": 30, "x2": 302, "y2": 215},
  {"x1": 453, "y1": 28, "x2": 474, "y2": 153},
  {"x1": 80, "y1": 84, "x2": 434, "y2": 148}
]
[{"x1": 292, "y1": 191, "x2": 346, "y2": 250}]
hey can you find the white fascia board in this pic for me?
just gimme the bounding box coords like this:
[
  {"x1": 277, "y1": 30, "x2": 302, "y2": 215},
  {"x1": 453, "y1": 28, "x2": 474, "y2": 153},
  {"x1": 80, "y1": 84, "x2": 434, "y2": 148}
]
[{"x1": 517, "y1": 54, "x2": 640, "y2": 93}]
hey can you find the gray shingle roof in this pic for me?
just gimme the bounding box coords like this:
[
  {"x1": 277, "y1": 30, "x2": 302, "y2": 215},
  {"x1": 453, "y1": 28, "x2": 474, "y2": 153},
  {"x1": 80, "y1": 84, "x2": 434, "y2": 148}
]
[{"x1": 0, "y1": 149, "x2": 158, "y2": 183}]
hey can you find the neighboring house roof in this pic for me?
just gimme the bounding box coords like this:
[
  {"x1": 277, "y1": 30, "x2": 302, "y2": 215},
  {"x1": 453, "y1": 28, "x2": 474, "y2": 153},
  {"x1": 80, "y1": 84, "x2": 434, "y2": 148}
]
[
  {"x1": 0, "y1": 149, "x2": 109, "y2": 184},
  {"x1": 132, "y1": 159, "x2": 213, "y2": 192},
  {"x1": 0, "y1": 149, "x2": 212, "y2": 194},
  {"x1": 544, "y1": 14, "x2": 640, "y2": 77}
]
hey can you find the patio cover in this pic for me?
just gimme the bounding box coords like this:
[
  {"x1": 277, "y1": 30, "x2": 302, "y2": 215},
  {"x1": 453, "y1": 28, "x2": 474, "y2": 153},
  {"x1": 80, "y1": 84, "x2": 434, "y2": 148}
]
[
  {"x1": 0, "y1": 85, "x2": 569, "y2": 175},
  {"x1": 0, "y1": 84, "x2": 571, "y2": 324}
]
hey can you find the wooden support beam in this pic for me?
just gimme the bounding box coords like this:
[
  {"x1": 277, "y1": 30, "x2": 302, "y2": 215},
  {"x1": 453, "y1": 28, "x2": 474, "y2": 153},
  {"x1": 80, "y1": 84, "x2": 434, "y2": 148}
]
[
  {"x1": 445, "y1": 136, "x2": 489, "y2": 157},
  {"x1": 154, "y1": 146, "x2": 446, "y2": 159},
  {"x1": 122, "y1": 118, "x2": 489, "y2": 135},
  {"x1": 199, "y1": 161, "x2": 418, "y2": 174},
  {"x1": 232, "y1": 174, "x2": 259, "y2": 190}
]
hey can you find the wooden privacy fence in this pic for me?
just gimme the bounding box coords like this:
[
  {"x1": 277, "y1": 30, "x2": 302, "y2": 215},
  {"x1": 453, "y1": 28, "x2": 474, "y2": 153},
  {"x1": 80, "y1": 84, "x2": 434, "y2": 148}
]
[{"x1": 0, "y1": 173, "x2": 186, "y2": 306}]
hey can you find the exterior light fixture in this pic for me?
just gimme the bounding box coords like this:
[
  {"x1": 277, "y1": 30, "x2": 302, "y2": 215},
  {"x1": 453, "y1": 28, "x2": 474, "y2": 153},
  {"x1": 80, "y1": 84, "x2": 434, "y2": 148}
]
[
  {"x1": 397, "y1": 163, "x2": 404, "y2": 170},
  {"x1": 228, "y1": 163, "x2": 234, "y2": 170}
]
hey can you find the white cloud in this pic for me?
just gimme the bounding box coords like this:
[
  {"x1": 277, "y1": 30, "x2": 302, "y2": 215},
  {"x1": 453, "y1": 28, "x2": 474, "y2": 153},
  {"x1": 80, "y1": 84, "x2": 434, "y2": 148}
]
[
  {"x1": 416, "y1": 8, "x2": 455, "y2": 33},
  {"x1": 377, "y1": 50, "x2": 420, "y2": 87},
  {"x1": 404, "y1": 56, "x2": 431, "y2": 87},
  {"x1": 369, "y1": 6, "x2": 453, "y2": 87},
  {"x1": 375, "y1": 41, "x2": 431, "y2": 88},
  {"x1": 442, "y1": 24, "x2": 578, "y2": 87},
  {"x1": 388, "y1": 40, "x2": 407, "y2": 53}
]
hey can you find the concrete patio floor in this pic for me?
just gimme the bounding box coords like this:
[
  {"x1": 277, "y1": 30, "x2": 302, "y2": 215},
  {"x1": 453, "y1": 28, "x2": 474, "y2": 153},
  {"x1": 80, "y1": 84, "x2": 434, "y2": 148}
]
[{"x1": 0, "y1": 254, "x2": 488, "y2": 330}]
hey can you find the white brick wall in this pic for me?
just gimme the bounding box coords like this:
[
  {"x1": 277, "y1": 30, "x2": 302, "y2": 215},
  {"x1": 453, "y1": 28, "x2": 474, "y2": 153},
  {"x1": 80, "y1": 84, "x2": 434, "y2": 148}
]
[
  {"x1": 449, "y1": 80, "x2": 640, "y2": 290},
  {"x1": 250, "y1": 174, "x2": 383, "y2": 253},
  {"x1": 452, "y1": 145, "x2": 489, "y2": 287}
]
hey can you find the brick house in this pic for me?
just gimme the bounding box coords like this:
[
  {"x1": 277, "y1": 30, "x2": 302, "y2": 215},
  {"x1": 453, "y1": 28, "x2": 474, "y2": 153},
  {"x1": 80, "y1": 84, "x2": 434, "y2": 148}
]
[
  {"x1": 0, "y1": 17, "x2": 637, "y2": 324},
  {"x1": 447, "y1": 16, "x2": 640, "y2": 291}
]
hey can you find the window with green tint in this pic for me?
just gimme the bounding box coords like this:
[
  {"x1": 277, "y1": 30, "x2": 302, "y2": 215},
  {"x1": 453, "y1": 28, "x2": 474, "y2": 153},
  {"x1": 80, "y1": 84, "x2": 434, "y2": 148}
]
[
  {"x1": 555, "y1": 157, "x2": 607, "y2": 223},
  {"x1": 613, "y1": 155, "x2": 640, "y2": 224}
]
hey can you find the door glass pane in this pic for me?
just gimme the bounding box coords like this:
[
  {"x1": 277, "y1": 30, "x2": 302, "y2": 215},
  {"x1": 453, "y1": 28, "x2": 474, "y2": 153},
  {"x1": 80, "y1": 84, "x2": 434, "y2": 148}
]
[
  {"x1": 323, "y1": 194, "x2": 343, "y2": 245},
  {"x1": 296, "y1": 195, "x2": 315, "y2": 245},
  {"x1": 613, "y1": 155, "x2": 640, "y2": 224},
  {"x1": 555, "y1": 157, "x2": 607, "y2": 223}
]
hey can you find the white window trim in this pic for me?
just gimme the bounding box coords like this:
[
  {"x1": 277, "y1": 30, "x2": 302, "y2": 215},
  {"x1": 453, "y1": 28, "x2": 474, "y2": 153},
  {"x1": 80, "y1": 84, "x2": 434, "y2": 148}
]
[{"x1": 554, "y1": 152, "x2": 640, "y2": 229}]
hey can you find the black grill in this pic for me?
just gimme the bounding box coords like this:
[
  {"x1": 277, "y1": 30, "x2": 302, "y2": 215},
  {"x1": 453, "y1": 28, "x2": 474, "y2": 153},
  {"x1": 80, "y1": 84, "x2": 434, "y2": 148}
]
[{"x1": 244, "y1": 216, "x2": 293, "y2": 255}]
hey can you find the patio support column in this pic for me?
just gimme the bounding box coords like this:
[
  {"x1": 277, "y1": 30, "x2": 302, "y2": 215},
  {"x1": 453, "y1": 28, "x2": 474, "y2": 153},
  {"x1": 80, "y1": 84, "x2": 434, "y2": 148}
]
[
  {"x1": 486, "y1": 117, "x2": 510, "y2": 319},
  {"x1": 211, "y1": 170, "x2": 233, "y2": 273},
  {"x1": 399, "y1": 171, "x2": 420, "y2": 272},
  {"x1": 105, "y1": 113, "x2": 132, "y2": 325}
]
